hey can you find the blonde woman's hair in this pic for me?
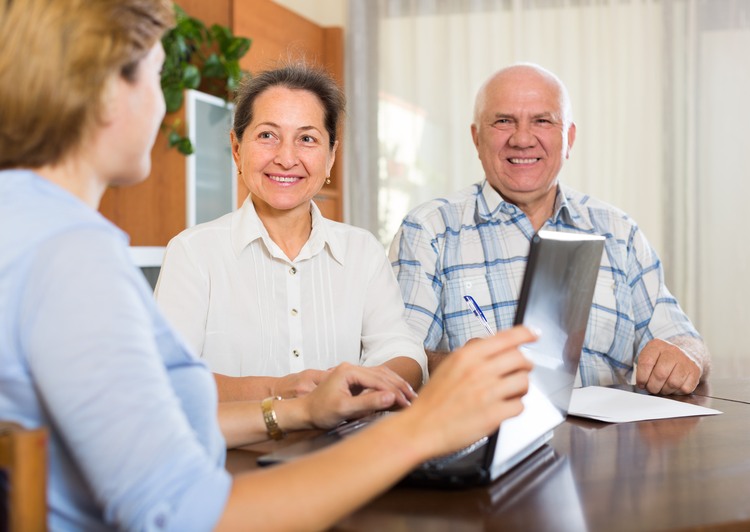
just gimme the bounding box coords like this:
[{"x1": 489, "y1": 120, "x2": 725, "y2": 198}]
[{"x1": 0, "y1": 0, "x2": 174, "y2": 169}]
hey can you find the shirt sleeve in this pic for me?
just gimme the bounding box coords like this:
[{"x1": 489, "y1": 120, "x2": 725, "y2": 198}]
[
  {"x1": 388, "y1": 217, "x2": 445, "y2": 351},
  {"x1": 627, "y1": 225, "x2": 701, "y2": 358},
  {"x1": 155, "y1": 234, "x2": 210, "y2": 358},
  {"x1": 359, "y1": 238, "x2": 428, "y2": 382},
  {"x1": 20, "y1": 228, "x2": 230, "y2": 531}
]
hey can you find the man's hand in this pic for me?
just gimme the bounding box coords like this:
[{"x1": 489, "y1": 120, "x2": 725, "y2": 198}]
[{"x1": 636, "y1": 338, "x2": 702, "y2": 395}]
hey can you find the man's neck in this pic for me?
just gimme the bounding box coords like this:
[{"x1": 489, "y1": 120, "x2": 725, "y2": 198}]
[{"x1": 494, "y1": 184, "x2": 558, "y2": 232}]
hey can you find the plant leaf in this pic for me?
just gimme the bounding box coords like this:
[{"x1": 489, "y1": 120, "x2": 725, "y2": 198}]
[
  {"x1": 163, "y1": 87, "x2": 184, "y2": 114},
  {"x1": 202, "y1": 53, "x2": 225, "y2": 79},
  {"x1": 182, "y1": 64, "x2": 201, "y2": 89}
]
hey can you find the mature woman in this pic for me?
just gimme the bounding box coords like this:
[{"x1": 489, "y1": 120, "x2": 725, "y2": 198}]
[
  {"x1": 155, "y1": 65, "x2": 427, "y2": 400},
  {"x1": 0, "y1": 0, "x2": 534, "y2": 529}
]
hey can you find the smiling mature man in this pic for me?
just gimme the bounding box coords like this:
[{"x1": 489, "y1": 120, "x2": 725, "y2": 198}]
[{"x1": 389, "y1": 63, "x2": 710, "y2": 396}]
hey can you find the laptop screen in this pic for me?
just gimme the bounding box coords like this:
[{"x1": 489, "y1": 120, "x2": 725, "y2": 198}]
[{"x1": 488, "y1": 230, "x2": 604, "y2": 476}]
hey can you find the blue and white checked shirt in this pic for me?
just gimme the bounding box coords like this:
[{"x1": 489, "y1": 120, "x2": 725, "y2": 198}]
[{"x1": 389, "y1": 180, "x2": 701, "y2": 386}]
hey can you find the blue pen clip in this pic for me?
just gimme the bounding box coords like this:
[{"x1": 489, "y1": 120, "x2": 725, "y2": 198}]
[{"x1": 463, "y1": 295, "x2": 496, "y2": 336}]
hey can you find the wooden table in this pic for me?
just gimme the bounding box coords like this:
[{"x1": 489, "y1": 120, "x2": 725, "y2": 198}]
[{"x1": 227, "y1": 379, "x2": 750, "y2": 531}]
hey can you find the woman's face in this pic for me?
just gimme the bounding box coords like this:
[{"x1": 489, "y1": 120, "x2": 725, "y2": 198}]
[
  {"x1": 231, "y1": 86, "x2": 337, "y2": 219},
  {"x1": 94, "y1": 41, "x2": 166, "y2": 187}
]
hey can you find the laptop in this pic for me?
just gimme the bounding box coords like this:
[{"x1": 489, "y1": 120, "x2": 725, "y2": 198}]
[{"x1": 258, "y1": 229, "x2": 605, "y2": 488}]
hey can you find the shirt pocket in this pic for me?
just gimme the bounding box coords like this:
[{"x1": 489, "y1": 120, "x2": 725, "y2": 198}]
[
  {"x1": 442, "y1": 271, "x2": 520, "y2": 349},
  {"x1": 585, "y1": 273, "x2": 618, "y2": 355}
]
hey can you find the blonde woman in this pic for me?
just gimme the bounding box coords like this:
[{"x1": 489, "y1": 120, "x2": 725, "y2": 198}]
[{"x1": 0, "y1": 1, "x2": 534, "y2": 529}]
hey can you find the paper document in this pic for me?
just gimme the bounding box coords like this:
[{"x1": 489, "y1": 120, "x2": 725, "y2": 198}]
[{"x1": 568, "y1": 386, "x2": 722, "y2": 423}]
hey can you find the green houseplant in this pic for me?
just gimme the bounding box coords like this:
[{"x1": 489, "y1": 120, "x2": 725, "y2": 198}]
[{"x1": 160, "y1": 4, "x2": 251, "y2": 154}]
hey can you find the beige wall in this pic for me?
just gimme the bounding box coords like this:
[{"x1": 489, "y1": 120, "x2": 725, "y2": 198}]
[{"x1": 272, "y1": 0, "x2": 347, "y2": 27}]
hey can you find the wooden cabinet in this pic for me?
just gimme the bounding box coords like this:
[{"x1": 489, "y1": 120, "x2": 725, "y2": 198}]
[{"x1": 99, "y1": 0, "x2": 345, "y2": 245}]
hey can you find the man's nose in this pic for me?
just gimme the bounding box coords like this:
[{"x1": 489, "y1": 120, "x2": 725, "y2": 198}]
[{"x1": 509, "y1": 122, "x2": 537, "y2": 149}]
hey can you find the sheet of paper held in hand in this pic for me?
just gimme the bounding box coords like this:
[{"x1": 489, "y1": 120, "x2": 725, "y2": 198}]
[{"x1": 568, "y1": 386, "x2": 722, "y2": 423}]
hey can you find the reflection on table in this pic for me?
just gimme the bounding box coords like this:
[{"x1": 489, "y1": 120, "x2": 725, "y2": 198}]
[{"x1": 226, "y1": 382, "x2": 750, "y2": 531}]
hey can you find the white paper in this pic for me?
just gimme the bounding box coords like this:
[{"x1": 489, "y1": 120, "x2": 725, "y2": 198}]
[{"x1": 568, "y1": 386, "x2": 723, "y2": 423}]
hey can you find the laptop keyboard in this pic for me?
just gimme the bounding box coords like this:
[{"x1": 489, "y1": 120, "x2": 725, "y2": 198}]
[
  {"x1": 331, "y1": 416, "x2": 489, "y2": 469},
  {"x1": 422, "y1": 436, "x2": 489, "y2": 469}
]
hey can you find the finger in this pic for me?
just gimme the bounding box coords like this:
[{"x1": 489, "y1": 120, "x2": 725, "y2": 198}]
[
  {"x1": 308, "y1": 369, "x2": 329, "y2": 384},
  {"x1": 662, "y1": 360, "x2": 699, "y2": 395},
  {"x1": 340, "y1": 365, "x2": 413, "y2": 407},
  {"x1": 491, "y1": 369, "x2": 531, "y2": 403},
  {"x1": 465, "y1": 326, "x2": 538, "y2": 362},
  {"x1": 365, "y1": 365, "x2": 418, "y2": 401},
  {"x1": 367, "y1": 366, "x2": 418, "y2": 403},
  {"x1": 437, "y1": 327, "x2": 536, "y2": 381},
  {"x1": 644, "y1": 358, "x2": 676, "y2": 395},
  {"x1": 335, "y1": 391, "x2": 398, "y2": 423},
  {"x1": 478, "y1": 348, "x2": 534, "y2": 381},
  {"x1": 636, "y1": 349, "x2": 658, "y2": 389}
]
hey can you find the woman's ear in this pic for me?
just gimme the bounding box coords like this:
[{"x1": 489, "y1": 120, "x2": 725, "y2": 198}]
[
  {"x1": 98, "y1": 74, "x2": 124, "y2": 126},
  {"x1": 326, "y1": 140, "x2": 339, "y2": 175}
]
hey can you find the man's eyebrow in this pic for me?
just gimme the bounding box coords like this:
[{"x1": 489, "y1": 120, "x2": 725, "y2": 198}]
[{"x1": 531, "y1": 112, "x2": 561, "y2": 121}]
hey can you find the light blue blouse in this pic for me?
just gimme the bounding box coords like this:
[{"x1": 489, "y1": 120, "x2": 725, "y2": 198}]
[{"x1": 0, "y1": 170, "x2": 231, "y2": 530}]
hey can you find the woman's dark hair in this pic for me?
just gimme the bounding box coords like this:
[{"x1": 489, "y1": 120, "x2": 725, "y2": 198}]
[{"x1": 232, "y1": 62, "x2": 345, "y2": 150}]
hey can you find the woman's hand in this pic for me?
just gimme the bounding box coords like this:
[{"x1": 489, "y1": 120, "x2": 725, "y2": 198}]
[
  {"x1": 273, "y1": 369, "x2": 330, "y2": 398},
  {"x1": 297, "y1": 362, "x2": 417, "y2": 430},
  {"x1": 397, "y1": 326, "x2": 536, "y2": 459}
]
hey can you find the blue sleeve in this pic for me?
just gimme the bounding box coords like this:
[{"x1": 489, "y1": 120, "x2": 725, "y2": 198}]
[
  {"x1": 626, "y1": 225, "x2": 700, "y2": 356},
  {"x1": 19, "y1": 228, "x2": 231, "y2": 531},
  {"x1": 388, "y1": 217, "x2": 445, "y2": 351}
]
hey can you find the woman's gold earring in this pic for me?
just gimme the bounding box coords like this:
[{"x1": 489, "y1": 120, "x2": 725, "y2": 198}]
[{"x1": 325, "y1": 176, "x2": 331, "y2": 185}]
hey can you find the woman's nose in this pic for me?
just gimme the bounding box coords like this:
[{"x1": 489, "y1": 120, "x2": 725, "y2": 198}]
[{"x1": 274, "y1": 139, "x2": 299, "y2": 168}]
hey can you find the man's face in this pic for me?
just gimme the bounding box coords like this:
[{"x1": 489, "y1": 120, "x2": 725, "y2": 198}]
[{"x1": 471, "y1": 68, "x2": 576, "y2": 211}]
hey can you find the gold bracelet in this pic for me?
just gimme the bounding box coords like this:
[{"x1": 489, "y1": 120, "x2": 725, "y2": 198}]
[{"x1": 261, "y1": 396, "x2": 285, "y2": 441}]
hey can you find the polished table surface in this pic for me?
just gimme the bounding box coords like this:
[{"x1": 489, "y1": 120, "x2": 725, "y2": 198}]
[{"x1": 227, "y1": 378, "x2": 750, "y2": 531}]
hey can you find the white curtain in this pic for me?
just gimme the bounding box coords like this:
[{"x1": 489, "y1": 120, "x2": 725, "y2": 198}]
[{"x1": 346, "y1": 0, "x2": 750, "y2": 372}]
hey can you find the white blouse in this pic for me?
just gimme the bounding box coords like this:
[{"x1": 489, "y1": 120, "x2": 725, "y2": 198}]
[{"x1": 155, "y1": 198, "x2": 427, "y2": 380}]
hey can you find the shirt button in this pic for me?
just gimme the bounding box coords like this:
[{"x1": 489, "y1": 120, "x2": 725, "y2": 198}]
[
  {"x1": 289, "y1": 267, "x2": 297, "y2": 275},
  {"x1": 291, "y1": 308, "x2": 298, "y2": 316},
  {"x1": 292, "y1": 349, "x2": 300, "y2": 357}
]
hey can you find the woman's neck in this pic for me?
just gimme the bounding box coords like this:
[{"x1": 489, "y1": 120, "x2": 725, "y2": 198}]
[
  {"x1": 254, "y1": 199, "x2": 313, "y2": 261},
  {"x1": 34, "y1": 155, "x2": 106, "y2": 209}
]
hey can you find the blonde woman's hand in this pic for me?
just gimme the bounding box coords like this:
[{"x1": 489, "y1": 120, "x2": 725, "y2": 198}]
[{"x1": 399, "y1": 326, "x2": 536, "y2": 460}]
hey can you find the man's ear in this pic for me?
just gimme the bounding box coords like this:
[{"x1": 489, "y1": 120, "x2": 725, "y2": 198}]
[
  {"x1": 471, "y1": 123, "x2": 480, "y2": 149},
  {"x1": 565, "y1": 122, "x2": 577, "y2": 158}
]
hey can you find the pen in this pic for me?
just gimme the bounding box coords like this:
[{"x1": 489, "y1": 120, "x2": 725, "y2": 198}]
[{"x1": 463, "y1": 295, "x2": 496, "y2": 336}]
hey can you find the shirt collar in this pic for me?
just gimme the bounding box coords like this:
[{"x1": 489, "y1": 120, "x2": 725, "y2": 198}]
[
  {"x1": 477, "y1": 179, "x2": 588, "y2": 229},
  {"x1": 230, "y1": 197, "x2": 345, "y2": 265},
  {"x1": 553, "y1": 183, "x2": 594, "y2": 231}
]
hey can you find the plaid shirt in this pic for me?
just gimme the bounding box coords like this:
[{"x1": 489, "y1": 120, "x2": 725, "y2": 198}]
[{"x1": 389, "y1": 180, "x2": 700, "y2": 386}]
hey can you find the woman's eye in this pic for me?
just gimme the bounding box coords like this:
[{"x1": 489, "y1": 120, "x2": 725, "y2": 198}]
[
  {"x1": 300, "y1": 135, "x2": 315, "y2": 143},
  {"x1": 259, "y1": 132, "x2": 273, "y2": 139}
]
